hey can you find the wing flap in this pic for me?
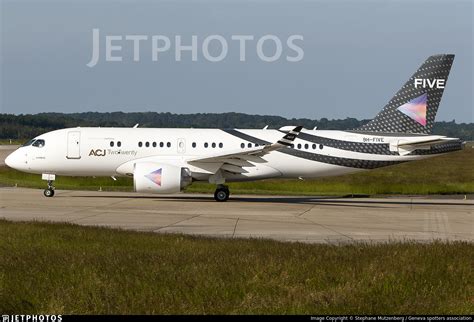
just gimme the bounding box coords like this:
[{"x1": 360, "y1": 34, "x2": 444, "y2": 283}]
[
  {"x1": 221, "y1": 164, "x2": 249, "y2": 173},
  {"x1": 223, "y1": 158, "x2": 254, "y2": 167}
]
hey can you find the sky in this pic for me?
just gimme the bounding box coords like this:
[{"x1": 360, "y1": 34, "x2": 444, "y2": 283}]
[{"x1": 1, "y1": 0, "x2": 473, "y2": 122}]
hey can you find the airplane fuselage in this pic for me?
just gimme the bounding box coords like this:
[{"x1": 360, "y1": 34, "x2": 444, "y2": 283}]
[{"x1": 6, "y1": 127, "x2": 463, "y2": 183}]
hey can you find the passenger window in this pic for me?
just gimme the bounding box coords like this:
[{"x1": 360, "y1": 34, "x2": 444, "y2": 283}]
[
  {"x1": 291, "y1": 144, "x2": 294, "y2": 148},
  {"x1": 138, "y1": 142, "x2": 142, "y2": 147},
  {"x1": 160, "y1": 142, "x2": 164, "y2": 148},
  {"x1": 110, "y1": 141, "x2": 114, "y2": 147},
  {"x1": 240, "y1": 143, "x2": 245, "y2": 149},
  {"x1": 255, "y1": 143, "x2": 259, "y2": 147},
  {"x1": 312, "y1": 144, "x2": 316, "y2": 149},
  {"x1": 304, "y1": 144, "x2": 309, "y2": 149},
  {"x1": 152, "y1": 142, "x2": 157, "y2": 147},
  {"x1": 167, "y1": 142, "x2": 171, "y2": 148},
  {"x1": 192, "y1": 142, "x2": 196, "y2": 148},
  {"x1": 117, "y1": 141, "x2": 121, "y2": 147},
  {"x1": 297, "y1": 144, "x2": 301, "y2": 149},
  {"x1": 319, "y1": 144, "x2": 324, "y2": 150},
  {"x1": 32, "y1": 139, "x2": 45, "y2": 148},
  {"x1": 204, "y1": 143, "x2": 208, "y2": 148},
  {"x1": 219, "y1": 143, "x2": 223, "y2": 148},
  {"x1": 145, "y1": 142, "x2": 150, "y2": 147},
  {"x1": 247, "y1": 143, "x2": 252, "y2": 148},
  {"x1": 212, "y1": 143, "x2": 216, "y2": 148}
]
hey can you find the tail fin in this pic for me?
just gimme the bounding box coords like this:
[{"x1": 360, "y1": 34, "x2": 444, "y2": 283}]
[{"x1": 356, "y1": 54, "x2": 454, "y2": 134}]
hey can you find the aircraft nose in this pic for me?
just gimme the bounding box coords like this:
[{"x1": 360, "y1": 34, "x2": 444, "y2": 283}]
[{"x1": 5, "y1": 150, "x2": 23, "y2": 170}]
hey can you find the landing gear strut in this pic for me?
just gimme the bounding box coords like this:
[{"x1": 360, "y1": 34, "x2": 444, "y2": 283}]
[
  {"x1": 214, "y1": 185, "x2": 230, "y2": 202},
  {"x1": 43, "y1": 180, "x2": 55, "y2": 197}
]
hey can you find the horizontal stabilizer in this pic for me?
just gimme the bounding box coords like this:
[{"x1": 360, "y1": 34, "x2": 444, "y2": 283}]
[
  {"x1": 390, "y1": 136, "x2": 459, "y2": 156},
  {"x1": 397, "y1": 137, "x2": 458, "y2": 147}
]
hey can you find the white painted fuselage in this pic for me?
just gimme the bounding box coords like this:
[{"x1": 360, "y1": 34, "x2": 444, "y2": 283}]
[{"x1": 5, "y1": 127, "x2": 462, "y2": 183}]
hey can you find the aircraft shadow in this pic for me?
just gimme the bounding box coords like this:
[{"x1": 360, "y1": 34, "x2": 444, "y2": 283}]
[{"x1": 63, "y1": 193, "x2": 471, "y2": 207}]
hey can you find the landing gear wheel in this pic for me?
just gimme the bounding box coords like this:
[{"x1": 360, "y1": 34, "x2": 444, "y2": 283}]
[
  {"x1": 214, "y1": 188, "x2": 229, "y2": 202},
  {"x1": 44, "y1": 188, "x2": 55, "y2": 197},
  {"x1": 44, "y1": 179, "x2": 55, "y2": 197}
]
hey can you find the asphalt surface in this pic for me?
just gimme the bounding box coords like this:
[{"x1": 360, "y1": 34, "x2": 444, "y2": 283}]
[{"x1": 1, "y1": 187, "x2": 472, "y2": 244}]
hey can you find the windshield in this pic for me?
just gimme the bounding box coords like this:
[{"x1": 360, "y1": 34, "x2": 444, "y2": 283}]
[
  {"x1": 32, "y1": 139, "x2": 45, "y2": 148},
  {"x1": 22, "y1": 139, "x2": 36, "y2": 147}
]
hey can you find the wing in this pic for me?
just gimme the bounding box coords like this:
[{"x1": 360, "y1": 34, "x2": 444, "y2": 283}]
[{"x1": 187, "y1": 126, "x2": 302, "y2": 174}]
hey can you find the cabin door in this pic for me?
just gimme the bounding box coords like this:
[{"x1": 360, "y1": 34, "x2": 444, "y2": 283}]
[{"x1": 67, "y1": 131, "x2": 81, "y2": 159}]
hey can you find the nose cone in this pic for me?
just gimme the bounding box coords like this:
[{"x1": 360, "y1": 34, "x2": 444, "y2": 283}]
[
  {"x1": 5, "y1": 150, "x2": 23, "y2": 170},
  {"x1": 5, "y1": 152, "x2": 13, "y2": 168}
]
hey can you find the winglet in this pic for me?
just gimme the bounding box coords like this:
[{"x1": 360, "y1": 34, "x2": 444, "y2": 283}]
[{"x1": 276, "y1": 126, "x2": 303, "y2": 147}]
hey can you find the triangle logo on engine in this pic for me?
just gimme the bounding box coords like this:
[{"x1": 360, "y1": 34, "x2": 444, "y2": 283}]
[{"x1": 145, "y1": 168, "x2": 162, "y2": 186}]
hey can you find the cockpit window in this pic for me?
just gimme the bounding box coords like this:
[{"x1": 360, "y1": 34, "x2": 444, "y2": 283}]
[
  {"x1": 32, "y1": 139, "x2": 45, "y2": 148},
  {"x1": 22, "y1": 139, "x2": 36, "y2": 147}
]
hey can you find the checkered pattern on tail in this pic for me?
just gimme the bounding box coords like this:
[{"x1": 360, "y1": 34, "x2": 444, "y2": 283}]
[{"x1": 356, "y1": 54, "x2": 454, "y2": 134}]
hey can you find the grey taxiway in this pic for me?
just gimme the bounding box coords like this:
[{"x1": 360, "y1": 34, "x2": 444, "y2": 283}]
[{"x1": 1, "y1": 187, "x2": 472, "y2": 244}]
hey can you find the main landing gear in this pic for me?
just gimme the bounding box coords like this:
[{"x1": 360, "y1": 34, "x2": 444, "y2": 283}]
[
  {"x1": 43, "y1": 180, "x2": 55, "y2": 197},
  {"x1": 214, "y1": 185, "x2": 230, "y2": 202}
]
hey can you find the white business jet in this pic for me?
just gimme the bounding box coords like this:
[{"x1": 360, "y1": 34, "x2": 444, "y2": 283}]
[{"x1": 5, "y1": 55, "x2": 463, "y2": 201}]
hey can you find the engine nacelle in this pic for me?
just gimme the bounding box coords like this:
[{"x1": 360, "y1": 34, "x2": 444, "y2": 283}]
[{"x1": 133, "y1": 162, "x2": 192, "y2": 194}]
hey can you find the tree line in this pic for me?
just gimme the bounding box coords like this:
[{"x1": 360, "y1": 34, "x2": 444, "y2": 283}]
[{"x1": 1, "y1": 112, "x2": 472, "y2": 141}]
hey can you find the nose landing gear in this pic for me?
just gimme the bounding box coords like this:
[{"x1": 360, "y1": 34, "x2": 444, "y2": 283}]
[
  {"x1": 214, "y1": 185, "x2": 230, "y2": 202},
  {"x1": 43, "y1": 179, "x2": 55, "y2": 197}
]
